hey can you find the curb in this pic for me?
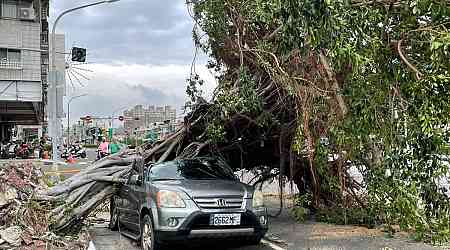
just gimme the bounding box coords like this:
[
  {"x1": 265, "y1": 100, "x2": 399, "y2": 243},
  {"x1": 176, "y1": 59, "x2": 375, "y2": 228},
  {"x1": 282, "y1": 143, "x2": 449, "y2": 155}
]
[{"x1": 262, "y1": 238, "x2": 288, "y2": 250}]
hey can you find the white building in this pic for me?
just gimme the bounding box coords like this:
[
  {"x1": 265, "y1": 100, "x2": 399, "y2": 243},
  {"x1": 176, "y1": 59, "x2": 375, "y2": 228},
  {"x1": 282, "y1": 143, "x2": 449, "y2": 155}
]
[{"x1": 0, "y1": 0, "x2": 64, "y2": 142}]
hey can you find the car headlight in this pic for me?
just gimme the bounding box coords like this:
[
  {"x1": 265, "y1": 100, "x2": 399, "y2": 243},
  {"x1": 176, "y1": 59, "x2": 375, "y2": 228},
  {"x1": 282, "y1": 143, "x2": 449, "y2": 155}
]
[
  {"x1": 252, "y1": 190, "x2": 264, "y2": 208},
  {"x1": 157, "y1": 190, "x2": 186, "y2": 208}
]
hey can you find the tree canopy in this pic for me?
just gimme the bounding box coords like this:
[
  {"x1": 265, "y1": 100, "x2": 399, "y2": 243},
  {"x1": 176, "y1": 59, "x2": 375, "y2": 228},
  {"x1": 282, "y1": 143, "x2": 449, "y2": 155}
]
[{"x1": 183, "y1": 0, "x2": 450, "y2": 244}]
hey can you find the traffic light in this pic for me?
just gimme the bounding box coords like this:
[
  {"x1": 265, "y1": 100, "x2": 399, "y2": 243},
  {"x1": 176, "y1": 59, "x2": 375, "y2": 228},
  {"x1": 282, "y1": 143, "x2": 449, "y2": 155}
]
[
  {"x1": 83, "y1": 115, "x2": 92, "y2": 124},
  {"x1": 72, "y1": 47, "x2": 87, "y2": 62},
  {"x1": 118, "y1": 116, "x2": 124, "y2": 121}
]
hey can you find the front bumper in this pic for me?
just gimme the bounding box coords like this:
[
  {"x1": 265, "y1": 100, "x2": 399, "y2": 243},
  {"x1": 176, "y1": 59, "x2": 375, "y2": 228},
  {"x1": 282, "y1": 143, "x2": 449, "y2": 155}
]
[{"x1": 155, "y1": 209, "x2": 268, "y2": 243}]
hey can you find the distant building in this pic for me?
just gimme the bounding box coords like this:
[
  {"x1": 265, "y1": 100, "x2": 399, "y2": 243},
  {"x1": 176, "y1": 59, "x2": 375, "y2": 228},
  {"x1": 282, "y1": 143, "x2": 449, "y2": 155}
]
[
  {"x1": 123, "y1": 104, "x2": 176, "y2": 132},
  {"x1": 0, "y1": 0, "x2": 65, "y2": 142}
]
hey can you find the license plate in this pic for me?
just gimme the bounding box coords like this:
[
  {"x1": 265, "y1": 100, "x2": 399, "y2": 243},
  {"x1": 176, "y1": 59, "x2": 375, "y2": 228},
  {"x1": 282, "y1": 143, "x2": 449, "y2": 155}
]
[{"x1": 210, "y1": 214, "x2": 241, "y2": 226}]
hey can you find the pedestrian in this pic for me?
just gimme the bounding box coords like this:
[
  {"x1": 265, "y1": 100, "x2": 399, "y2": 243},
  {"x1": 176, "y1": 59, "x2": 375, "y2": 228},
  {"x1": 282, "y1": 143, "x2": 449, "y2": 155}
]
[{"x1": 97, "y1": 139, "x2": 109, "y2": 159}]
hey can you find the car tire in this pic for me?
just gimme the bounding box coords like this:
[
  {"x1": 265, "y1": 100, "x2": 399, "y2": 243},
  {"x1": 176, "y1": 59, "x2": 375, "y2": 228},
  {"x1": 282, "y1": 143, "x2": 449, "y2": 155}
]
[
  {"x1": 141, "y1": 214, "x2": 159, "y2": 250},
  {"x1": 109, "y1": 207, "x2": 119, "y2": 230}
]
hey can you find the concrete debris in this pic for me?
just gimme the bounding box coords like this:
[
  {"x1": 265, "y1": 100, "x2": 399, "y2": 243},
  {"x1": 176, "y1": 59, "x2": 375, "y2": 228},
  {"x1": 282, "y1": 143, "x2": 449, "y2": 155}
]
[
  {"x1": 0, "y1": 187, "x2": 17, "y2": 208},
  {"x1": 0, "y1": 160, "x2": 89, "y2": 249},
  {"x1": 0, "y1": 226, "x2": 22, "y2": 246}
]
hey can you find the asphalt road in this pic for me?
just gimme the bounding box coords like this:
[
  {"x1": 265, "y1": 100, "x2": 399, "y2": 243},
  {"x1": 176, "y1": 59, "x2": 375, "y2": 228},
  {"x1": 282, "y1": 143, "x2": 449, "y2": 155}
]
[
  {"x1": 42, "y1": 148, "x2": 97, "y2": 178},
  {"x1": 90, "y1": 225, "x2": 278, "y2": 250}
]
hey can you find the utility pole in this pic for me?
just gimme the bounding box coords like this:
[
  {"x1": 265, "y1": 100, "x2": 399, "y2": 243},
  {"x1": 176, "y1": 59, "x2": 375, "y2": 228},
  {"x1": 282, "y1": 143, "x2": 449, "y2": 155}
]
[
  {"x1": 49, "y1": 0, "x2": 121, "y2": 161},
  {"x1": 67, "y1": 94, "x2": 87, "y2": 145}
]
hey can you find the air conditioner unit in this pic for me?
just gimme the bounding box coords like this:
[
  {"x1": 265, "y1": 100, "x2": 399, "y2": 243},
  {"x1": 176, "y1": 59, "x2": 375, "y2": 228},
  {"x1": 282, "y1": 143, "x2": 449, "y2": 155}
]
[{"x1": 19, "y1": 8, "x2": 36, "y2": 20}]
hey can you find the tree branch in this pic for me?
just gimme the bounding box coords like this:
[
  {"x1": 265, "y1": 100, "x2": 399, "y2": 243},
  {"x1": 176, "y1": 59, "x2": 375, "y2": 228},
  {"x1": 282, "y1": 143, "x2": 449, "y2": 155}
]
[
  {"x1": 318, "y1": 52, "x2": 348, "y2": 118},
  {"x1": 397, "y1": 39, "x2": 423, "y2": 81}
]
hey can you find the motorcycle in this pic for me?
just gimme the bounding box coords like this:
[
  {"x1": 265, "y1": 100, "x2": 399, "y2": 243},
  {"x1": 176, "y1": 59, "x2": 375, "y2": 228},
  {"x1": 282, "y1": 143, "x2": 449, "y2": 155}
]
[
  {"x1": 7, "y1": 142, "x2": 18, "y2": 159},
  {"x1": 61, "y1": 145, "x2": 87, "y2": 159},
  {"x1": 61, "y1": 148, "x2": 70, "y2": 159},
  {"x1": 0, "y1": 143, "x2": 8, "y2": 159},
  {"x1": 72, "y1": 145, "x2": 87, "y2": 159},
  {"x1": 96, "y1": 149, "x2": 109, "y2": 160},
  {"x1": 16, "y1": 142, "x2": 31, "y2": 159}
]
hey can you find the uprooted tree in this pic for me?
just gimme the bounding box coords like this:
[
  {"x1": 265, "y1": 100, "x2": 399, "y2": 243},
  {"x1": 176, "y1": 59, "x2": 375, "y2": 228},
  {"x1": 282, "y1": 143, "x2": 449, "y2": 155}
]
[{"x1": 34, "y1": 0, "x2": 450, "y2": 244}]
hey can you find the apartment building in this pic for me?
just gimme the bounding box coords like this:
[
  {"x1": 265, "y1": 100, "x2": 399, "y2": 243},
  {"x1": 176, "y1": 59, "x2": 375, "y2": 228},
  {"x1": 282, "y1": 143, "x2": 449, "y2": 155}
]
[
  {"x1": 124, "y1": 104, "x2": 177, "y2": 132},
  {"x1": 0, "y1": 0, "x2": 64, "y2": 142}
]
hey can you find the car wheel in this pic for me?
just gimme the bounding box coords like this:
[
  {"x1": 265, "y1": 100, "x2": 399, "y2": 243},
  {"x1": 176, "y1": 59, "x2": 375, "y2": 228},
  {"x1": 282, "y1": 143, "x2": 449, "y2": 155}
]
[
  {"x1": 109, "y1": 207, "x2": 119, "y2": 230},
  {"x1": 141, "y1": 214, "x2": 159, "y2": 250}
]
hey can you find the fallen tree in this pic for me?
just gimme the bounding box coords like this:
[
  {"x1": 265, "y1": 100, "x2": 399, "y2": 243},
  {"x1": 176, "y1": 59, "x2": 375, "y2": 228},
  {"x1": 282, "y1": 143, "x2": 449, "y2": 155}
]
[
  {"x1": 11, "y1": 0, "x2": 450, "y2": 245},
  {"x1": 0, "y1": 161, "x2": 90, "y2": 249}
]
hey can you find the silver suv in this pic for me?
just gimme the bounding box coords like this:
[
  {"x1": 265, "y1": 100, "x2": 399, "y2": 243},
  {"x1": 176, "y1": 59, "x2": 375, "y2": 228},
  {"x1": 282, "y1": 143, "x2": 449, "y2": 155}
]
[{"x1": 109, "y1": 157, "x2": 268, "y2": 250}]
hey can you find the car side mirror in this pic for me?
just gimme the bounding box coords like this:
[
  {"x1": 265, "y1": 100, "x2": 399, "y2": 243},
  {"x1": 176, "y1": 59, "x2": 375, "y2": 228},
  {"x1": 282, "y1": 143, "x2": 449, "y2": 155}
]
[{"x1": 129, "y1": 174, "x2": 142, "y2": 186}]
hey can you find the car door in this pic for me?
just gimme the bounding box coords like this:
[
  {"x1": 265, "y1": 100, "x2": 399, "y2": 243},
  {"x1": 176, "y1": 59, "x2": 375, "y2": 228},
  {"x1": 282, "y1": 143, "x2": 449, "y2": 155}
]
[
  {"x1": 127, "y1": 177, "x2": 145, "y2": 234},
  {"x1": 118, "y1": 177, "x2": 134, "y2": 230},
  {"x1": 121, "y1": 165, "x2": 147, "y2": 234}
]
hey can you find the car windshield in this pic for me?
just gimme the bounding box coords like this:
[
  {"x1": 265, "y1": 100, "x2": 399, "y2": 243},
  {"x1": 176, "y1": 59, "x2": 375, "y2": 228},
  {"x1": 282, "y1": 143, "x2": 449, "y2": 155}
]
[{"x1": 149, "y1": 158, "x2": 236, "y2": 181}]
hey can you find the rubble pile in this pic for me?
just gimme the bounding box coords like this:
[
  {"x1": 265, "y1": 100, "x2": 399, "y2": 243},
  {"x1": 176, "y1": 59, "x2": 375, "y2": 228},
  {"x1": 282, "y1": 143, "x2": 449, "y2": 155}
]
[{"x1": 0, "y1": 161, "x2": 89, "y2": 249}]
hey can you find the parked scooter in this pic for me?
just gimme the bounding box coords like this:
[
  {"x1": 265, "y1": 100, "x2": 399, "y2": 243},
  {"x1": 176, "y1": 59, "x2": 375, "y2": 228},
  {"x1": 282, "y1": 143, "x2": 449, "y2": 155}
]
[
  {"x1": 73, "y1": 145, "x2": 87, "y2": 159},
  {"x1": 0, "y1": 142, "x2": 9, "y2": 159},
  {"x1": 61, "y1": 144, "x2": 88, "y2": 159},
  {"x1": 6, "y1": 142, "x2": 18, "y2": 159},
  {"x1": 16, "y1": 142, "x2": 31, "y2": 159},
  {"x1": 61, "y1": 147, "x2": 70, "y2": 159}
]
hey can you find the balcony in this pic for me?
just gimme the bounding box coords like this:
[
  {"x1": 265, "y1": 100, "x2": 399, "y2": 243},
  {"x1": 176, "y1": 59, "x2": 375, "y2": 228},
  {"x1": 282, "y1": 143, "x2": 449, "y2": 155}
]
[{"x1": 0, "y1": 60, "x2": 22, "y2": 69}]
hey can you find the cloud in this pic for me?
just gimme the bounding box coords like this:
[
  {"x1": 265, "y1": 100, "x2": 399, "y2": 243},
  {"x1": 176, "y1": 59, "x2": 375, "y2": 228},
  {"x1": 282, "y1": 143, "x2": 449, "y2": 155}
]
[
  {"x1": 66, "y1": 63, "x2": 217, "y2": 123},
  {"x1": 51, "y1": 1, "x2": 217, "y2": 126},
  {"x1": 50, "y1": 0, "x2": 199, "y2": 65}
]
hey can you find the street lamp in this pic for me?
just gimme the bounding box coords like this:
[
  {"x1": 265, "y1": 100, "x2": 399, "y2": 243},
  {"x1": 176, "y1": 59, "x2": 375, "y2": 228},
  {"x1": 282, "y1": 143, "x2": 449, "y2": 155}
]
[
  {"x1": 67, "y1": 94, "x2": 88, "y2": 145},
  {"x1": 49, "y1": 0, "x2": 120, "y2": 161}
]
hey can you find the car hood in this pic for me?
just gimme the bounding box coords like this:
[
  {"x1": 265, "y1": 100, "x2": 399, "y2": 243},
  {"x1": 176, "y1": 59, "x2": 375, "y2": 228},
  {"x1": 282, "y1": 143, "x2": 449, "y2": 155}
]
[{"x1": 154, "y1": 179, "x2": 253, "y2": 199}]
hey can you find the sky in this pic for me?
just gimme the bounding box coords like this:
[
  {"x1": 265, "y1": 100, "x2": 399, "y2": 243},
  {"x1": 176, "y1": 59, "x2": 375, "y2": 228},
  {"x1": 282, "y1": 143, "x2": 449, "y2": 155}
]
[{"x1": 50, "y1": 0, "x2": 216, "y2": 125}]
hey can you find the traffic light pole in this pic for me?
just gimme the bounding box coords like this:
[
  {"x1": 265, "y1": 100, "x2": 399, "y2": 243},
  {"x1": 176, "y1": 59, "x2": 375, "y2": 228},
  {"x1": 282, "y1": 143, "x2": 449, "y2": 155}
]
[
  {"x1": 67, "y1": 94, "x2": 87, "y2": 145},
  {"x1": 50, "y1": 0, "x2": 120, "y2": 161}
]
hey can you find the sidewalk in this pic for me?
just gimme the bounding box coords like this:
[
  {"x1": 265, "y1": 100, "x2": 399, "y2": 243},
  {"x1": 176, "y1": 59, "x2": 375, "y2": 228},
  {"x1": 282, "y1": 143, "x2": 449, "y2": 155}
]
[{"x1": 264, "y1": 197, "x2": 443, "y2": 250}]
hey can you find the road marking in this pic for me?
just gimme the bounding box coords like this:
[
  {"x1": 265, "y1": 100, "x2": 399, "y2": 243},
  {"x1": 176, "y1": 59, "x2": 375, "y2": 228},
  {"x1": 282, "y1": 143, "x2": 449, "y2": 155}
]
[
  {"x1": 262, "y1": 239, "x2": 286, "y2": 250},
  {"x1": 45, "y1": 169, "x2": 81, "y2": 175}
]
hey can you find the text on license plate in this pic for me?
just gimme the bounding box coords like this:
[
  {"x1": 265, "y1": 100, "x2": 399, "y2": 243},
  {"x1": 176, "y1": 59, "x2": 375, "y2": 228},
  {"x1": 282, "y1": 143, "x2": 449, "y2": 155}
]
[{"x1": 210, "y1": 214, "x2": 241, "y2": 226}]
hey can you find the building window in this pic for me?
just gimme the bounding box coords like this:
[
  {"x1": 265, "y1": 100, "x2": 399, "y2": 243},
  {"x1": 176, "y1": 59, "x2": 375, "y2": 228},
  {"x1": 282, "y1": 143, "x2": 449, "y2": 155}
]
[
  {"x1": 0, "y1": 48, "x2": 22, "y2": 69},
  {"x1": 1, "y1": 0, "x2": 17, "y2": 18},
  {"x1": 0, "y1": 48, "x2": 21, "y2": 62},
  {"x1": 0, "y1": 48, "x2": 6, "y2": 61},
  {"x1": 1, "y1": 0, "x2": 34, "y2": 19},
  {"x1": 8, "y1": 49, "x2": 20, "y2": 62}
]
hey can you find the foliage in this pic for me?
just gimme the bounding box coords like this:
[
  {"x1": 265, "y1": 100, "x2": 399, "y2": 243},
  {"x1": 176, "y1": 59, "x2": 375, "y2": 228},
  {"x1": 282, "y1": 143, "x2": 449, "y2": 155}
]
[
  {"x1": 187, "y1": 0, "x2": 450, "y2": 243},
  {"x1": 123, "y1": 138, "x2": 144, "y2": 148},
  {"x1": 291, "y1": 193, "x2": 313, "y2": 222},
  {"x1": 315, "y1": 206, "x2": 375, "y2": 227},
  {"x1": 291, "y1": 206, "x2": 310, "y2": 222}
]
